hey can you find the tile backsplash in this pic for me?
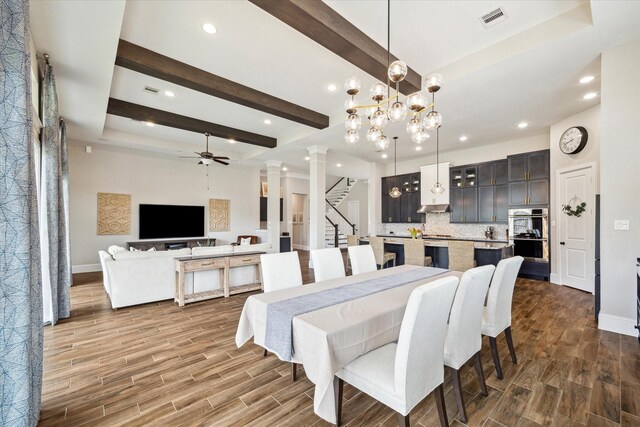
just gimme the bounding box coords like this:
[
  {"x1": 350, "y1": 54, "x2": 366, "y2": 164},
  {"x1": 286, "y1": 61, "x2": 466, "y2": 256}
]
[{"x1": 376, "y1": 213, "x2": 508, "y2": 240}]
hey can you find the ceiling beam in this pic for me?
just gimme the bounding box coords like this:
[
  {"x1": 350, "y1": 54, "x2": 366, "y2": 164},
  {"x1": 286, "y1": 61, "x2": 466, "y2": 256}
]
[
  {"x1": 115, "y1": 39, "x2": 329, "y2": 129},
  {"x1": 107, "y1": 98, "x2": 277, "y2": 149},
  {"x1": 249, "y1": 0, "x2": 421, "y2": 96}
]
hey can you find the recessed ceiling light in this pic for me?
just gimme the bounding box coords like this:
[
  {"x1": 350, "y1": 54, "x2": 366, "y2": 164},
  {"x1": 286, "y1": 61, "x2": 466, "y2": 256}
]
[
  {"x1": 583, "y1": 92, "x2": 598, "y2": 100},
  {"x1": 304, "y1": 156, "x2": 310, "y2": 161},
  {"x1": 145, "y1": 121, "x2": 155, "y2": 127},
  {"x1": 381, "y1": 153, "x2": 388, "y2": 159},
  {"x1": 518, "y1": 122, "x2": 528, "y2": 129},
  {"x1": 415, "y1": 146, "x2": 422, "y2": 151},
  {"x1": 282, "y1": 166, "x2": 288, "y2": 171},
  {"x1": 579, "y1": 75, "x2": 595, "y2": 84},
  {"x1": 164, "y1": 90, "x2": 175, "y2": 97},
  {"x1": 228, "y1": 139, "x2": 236, "y2": 144},
  {"x1": 202, "y1": 23, "x2": 217, "y2": 34},
  {"x1": 459, "y1": 135, "x2": 468, "y2": 142},
  {"x1": 336, "y1": 163, "x2": 342, "y2": 167},
  {"x1": 327, "y1": 83, "x2": 337, "y2": 92},
  {"x1": 263, "y1": 119, "x2": 272, "y2": 125}
]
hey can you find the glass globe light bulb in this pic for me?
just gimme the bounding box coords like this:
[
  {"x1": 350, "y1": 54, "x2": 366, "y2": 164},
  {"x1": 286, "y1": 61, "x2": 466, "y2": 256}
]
[
  {"x1": 344, "y1": 130, "x2": 359, "y2": 144},
  {"x1": 411, "y1": 127, "x2": 429, "y2": 144},
  {"x1": 345, "y1": 113, "x2": 361, "y2": 131},
  {"x1": 344, "y1": 98, "x2": 358, "y2": 114},
  {"x1": 387, "y1": 60, "x2": 408, "y2": 83},
  {"x1": 345, "y1": 77, "x2": 361, "y2": 95},
  {"x1": 388, "y1": 101, "x2": 408, "y2": 122},
  {"x1": 366, "y1": 106, "x2": 377, "y2": 119},
  {"x1": 375, "y1": 135, "x2": 390, "y2": 151},
  {"x1": 370, "y1": 108, "x2": 388, "y2": 129},
  {"x1": 370, "y1": 82, "x2": 388, "y2": 101},
  {"x1": 406, "y1": 117, "x2": 421, "y2": 134},
  {"x1": 423, "y1": 110, "x2": 443, "y2": 130},
  {"x1": 389, "y1": 186, "x2": 402, "y2": 198},
  {"x1": 431, "y1": 182, "x2": 446, "y2": 194},
  {"x1": 366, "y1": 127, "x2": 382, "y2": 142},
  {"x1": 425, "y1": 73, "x2": 443, "y2": 93},
  {"x1": 406, "y1": 92, "x2": 426, "y2": 111}
]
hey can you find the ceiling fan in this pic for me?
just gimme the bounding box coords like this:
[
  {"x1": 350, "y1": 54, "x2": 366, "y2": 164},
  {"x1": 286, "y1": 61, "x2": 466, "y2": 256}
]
[{"x1": 181, "y1": 133, "x2": 230, "y2": 166}]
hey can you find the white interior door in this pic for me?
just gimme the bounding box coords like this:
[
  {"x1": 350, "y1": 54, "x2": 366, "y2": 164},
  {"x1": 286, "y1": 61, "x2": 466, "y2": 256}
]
[
  {"x1": 347, "y1": 201, "x2": 359, "y2": 236},
  {"x1": 558, "y1": 164, "x2": 595, "y2": 293}
]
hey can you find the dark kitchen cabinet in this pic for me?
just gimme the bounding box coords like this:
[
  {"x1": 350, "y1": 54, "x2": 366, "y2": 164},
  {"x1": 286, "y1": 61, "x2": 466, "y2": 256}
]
[
  {"x1": 381, "y1": 176, "x2": 397, "y2": 194},
  {"x1": 381, "y1": 194, "x2": 401, "y2": 223},
  {"x1": 477, "y1": 163, "x2": 494, "y2": 187},
  {"x1": 478, "y1": 186, "x2": 494, "y2": 222},
  {"x1": 381, "y1": 174, "x2": 421, "y2": 223},
  {"x1": 400, "y1": 192, "x2": 421, "y2": 223},
  {"x1": 450, "y1": 187, "x2": 477, "y2": 223},
  {"x1": 495, "y1": 184, "x2": 508, "y2": 222},
  {"x1": 494, "y1": 160, "x2": 508, "y2": 185},
  {"x1": 507, "y1": 150, "x2": 549, "y2": 206}
]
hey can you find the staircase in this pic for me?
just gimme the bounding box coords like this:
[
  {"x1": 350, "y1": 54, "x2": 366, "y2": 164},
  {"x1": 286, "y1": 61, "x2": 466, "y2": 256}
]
[{"x1": 325, "y1": 178, "x2": 357, "y2": 248}]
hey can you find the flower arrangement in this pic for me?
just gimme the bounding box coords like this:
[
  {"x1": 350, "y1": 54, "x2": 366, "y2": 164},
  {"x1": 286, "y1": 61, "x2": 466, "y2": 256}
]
[{"x1": 407, "y1": 227, "x2": 422, "y2": 239}]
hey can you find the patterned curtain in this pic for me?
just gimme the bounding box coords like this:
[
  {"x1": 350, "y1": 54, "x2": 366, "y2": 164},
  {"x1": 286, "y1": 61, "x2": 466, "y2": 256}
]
[
  {"x1": 0, "y1": 0, "x2": 44, "y2": 425},
  {"x1": 42, "y1": 64, "x2": 71, "y2": 324}
]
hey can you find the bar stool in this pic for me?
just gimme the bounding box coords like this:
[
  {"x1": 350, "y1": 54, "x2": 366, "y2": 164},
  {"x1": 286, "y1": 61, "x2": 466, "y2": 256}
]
[
  {"x1": 403, "y1": 239, "x2": 433, "y2": 267},
  {"x1": 369, "y1": 236, "x2": 396, "y2": 269},
  {"x1": 447, "y1": 240, "x2": 476, "y2": 271},
  {"x1": 346, "y1": 235, "x2": 358, "y2": 273}
]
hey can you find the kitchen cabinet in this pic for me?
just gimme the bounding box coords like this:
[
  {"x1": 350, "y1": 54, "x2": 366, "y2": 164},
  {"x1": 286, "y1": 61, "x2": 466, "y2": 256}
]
[
  {"x1": 495, "y1": 184, "x2": 508, "y2": 222},
  {"x1": 508, "y1": 150, "x2": 549, "y2": 182},
  {"x1": 450, "y1": 166, "x2": 477, "y2": 188},
  {"x1": 507, "y1": 150, "x2": 549, "y2": 206},
  {"x1": 478, "y1": 160, "x2": 508, "y2": 186},
  {"x1": 450, "y1": 187, "x2": 477, "y2": 223},
  {"x1": 478, "y1": 186, "x2": 494, "y2": 222},
  {"x1": 381, "y1": 173, "x2": 420, "y2": 223},
  {"x1": 420, "y1": 163, "x2": 450, "y2": 206}
]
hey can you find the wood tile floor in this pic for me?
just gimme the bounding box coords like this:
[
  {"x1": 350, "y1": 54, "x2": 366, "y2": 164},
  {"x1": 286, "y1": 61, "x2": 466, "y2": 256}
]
[{"x1": 40, "y1": 251, "x2": 639, "y2": 426}]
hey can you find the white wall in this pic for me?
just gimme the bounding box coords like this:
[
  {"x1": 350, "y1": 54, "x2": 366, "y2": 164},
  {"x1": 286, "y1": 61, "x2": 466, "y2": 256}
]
[
  {"x1": 549, "y1": 105, "x2": 601, "y2": 280},
  {"x1": 337, "y1": 179, "x2": 369, "y2": 237},
  {"x1": 598, "y1": 39, "x2": 640, "y2": 336},
  {"x1": 69, "y1": 142, "x2": 260, "y2": 270},
  {"x1": 388, "y1": 134, "x2": 550, "y2": 176}
]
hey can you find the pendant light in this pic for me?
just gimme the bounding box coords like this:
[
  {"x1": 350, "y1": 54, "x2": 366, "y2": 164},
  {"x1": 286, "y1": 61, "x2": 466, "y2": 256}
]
[
  {"x1": 389, "y1": 137, "x2": 402, "y2": 198},
  {"x1": 431, "y1": 127, "x2": 446, "y2": 194}
]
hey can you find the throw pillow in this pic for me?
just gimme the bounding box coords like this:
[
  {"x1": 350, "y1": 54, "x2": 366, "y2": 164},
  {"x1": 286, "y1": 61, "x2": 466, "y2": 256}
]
[
  {"x1": 240, "y1": 237, "x2": 252, "y2": 246},
  {"x1": 108, "y1": 245, "x2": 126, "y2": 256},
  {"x1": 129, "y1": 247, "x2": 140, "y2": 252},
  {"x1": 148, "y1": 247, "x2": 156, "y2": 251}
]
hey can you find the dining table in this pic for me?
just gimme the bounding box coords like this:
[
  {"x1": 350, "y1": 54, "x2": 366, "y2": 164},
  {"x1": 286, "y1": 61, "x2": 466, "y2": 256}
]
[{"x1": 235, "y1": 264, "x2": 462, "y2": 424}]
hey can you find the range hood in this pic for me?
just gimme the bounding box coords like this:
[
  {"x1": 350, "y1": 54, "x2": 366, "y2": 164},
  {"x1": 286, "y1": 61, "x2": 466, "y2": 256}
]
[{"x1": 417, "y1": 204, "x2": 450, "y2": 214}]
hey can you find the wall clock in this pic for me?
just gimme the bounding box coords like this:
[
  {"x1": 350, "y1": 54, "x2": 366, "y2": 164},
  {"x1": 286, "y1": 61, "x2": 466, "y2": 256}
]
[{"x1": 559, "y1": 126, "x2": 588, "y2": 154}]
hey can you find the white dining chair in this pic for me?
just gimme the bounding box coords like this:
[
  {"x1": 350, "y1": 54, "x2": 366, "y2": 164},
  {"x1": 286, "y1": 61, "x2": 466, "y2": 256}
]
[
  {"x1": 347, "y1": 245, "x2": 377, "y2": 275},
  {"x1": 259, "y1": 251, "x2": 303, "y2": 380},
  {"x1": 444, "y1": 265, "x2": 495, "y2": 423},
  {"x1": 310, "y1": 247, "x2": 345, "y2": 283},
  {"x1": 482, "y1": 256, "x2": 524, "y2": 379},
  {"x1": 334, "y1": 276, "x2": 459, "y2": 427}
]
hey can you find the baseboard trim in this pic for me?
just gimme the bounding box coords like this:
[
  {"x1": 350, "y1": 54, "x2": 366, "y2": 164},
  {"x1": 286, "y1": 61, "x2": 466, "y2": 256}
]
[
  {"x1": 72, "y1": 264, "x2": 101, "y2": 274},
  {"x1": 549, "y1": 273, "x2": 561, "y2": 285},
  {"x1": 598, "y1": 313, "x2": 638, "y2": 337},
  {"x1": 293, "y1": 245, "x2": 309, "y2": 250}
]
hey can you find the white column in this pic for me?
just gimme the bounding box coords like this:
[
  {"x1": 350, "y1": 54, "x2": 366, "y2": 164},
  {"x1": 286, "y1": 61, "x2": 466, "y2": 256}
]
[
  {"x1": 368, "y1": 162, "x2": 384, "y2": 236},
  {"x1": 266, "y1": 160, "x2": 282, "y2": 253},
  {"x1": 308, "y1": 145, "x2": 328, "y2": 250}
]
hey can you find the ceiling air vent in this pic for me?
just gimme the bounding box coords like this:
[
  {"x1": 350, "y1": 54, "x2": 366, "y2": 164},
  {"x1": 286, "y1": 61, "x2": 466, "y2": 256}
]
[
  {"x1": 480, "y1": 7, "x2": 507, "y2": 28},
  {"x1": 143, "y1": 86, "x2": 159, "y2": 95}
]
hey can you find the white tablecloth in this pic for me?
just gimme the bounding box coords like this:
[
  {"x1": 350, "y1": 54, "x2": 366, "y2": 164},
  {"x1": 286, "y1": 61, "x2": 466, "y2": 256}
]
[{"x1": 235, "y1": 265, "x2": 461, "y2": 423}]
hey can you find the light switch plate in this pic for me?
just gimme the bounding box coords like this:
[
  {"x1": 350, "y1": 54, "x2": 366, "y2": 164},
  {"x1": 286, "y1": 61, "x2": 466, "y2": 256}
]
[{"x1": 614, "y1": 220, "x2": 630, "y2": 230}]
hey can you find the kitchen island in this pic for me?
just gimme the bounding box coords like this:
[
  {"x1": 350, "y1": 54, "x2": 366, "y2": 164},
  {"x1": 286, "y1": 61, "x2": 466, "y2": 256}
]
[{"x1": 359, "y1": 235, "x2": 513, "y2": 268}]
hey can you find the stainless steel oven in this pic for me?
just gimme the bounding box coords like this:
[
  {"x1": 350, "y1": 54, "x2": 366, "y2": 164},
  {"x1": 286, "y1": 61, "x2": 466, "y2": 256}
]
[{"x1": 508, "y1": 208, "x2": 549, "y2": 262}]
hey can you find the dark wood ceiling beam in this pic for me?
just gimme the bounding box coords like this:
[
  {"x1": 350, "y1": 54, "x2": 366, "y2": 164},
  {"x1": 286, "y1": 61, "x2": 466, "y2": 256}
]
[
  {"x1": 107, "y1": 98, "x2": 277, "y2": 149},
  {"x1": 248, "y1": 0, "x2": 421, "y2": 96},
  {"x1": 115, "y1": 40, "x2": 329, "y2": 129}
]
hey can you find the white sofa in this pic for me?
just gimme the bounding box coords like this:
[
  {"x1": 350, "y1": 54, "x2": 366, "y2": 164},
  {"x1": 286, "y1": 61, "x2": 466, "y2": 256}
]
[{"x1": 99, "y1": 243, "x2": 272, "y2": 309}]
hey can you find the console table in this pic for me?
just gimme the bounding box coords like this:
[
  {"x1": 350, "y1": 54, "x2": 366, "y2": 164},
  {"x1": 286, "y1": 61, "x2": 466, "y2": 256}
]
[
  {"x1": 174, "y1": 251, "x2": 264, "y2": 306},
  {"x1": 127, "y1": 237, "x2": 216, "y2": 251}
]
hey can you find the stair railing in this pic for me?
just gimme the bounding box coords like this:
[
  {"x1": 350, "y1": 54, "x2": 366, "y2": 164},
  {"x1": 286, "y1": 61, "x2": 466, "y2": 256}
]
[
  {"x1": 325, "y1": 215, "x2": 339, "y2": 248},
  {"x1": 325, "y1": 199, "x2": 356, "y2": 236}
]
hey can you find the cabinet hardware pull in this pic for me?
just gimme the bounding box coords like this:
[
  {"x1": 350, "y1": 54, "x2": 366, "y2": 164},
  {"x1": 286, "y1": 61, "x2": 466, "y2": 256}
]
[{"x1": 242, "y1": 258, "x2": 253, "y2": 262}]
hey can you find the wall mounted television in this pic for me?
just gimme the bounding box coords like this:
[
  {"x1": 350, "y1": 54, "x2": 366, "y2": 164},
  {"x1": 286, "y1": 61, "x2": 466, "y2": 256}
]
[{"x1": 139, "y1": 204, "x2": 205, "y2": 239}]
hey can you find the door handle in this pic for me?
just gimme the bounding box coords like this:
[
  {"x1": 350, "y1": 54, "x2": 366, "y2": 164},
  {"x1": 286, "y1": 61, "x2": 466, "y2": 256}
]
[{"x1": 560, "y1": 242, "x2": 565, "y2": 245}]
